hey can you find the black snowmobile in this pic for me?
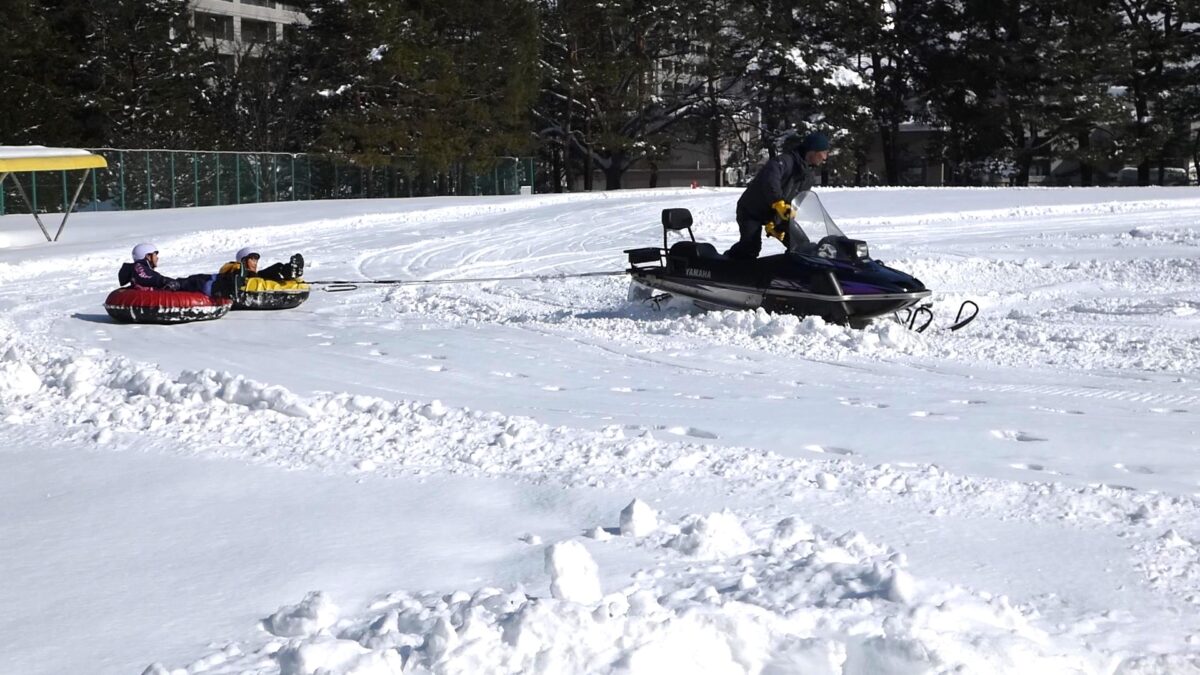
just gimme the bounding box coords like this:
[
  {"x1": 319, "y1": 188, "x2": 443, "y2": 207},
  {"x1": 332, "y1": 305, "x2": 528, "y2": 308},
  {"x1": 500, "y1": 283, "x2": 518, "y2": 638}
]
[{"x1": 625, "y1": 192, "x2": 976, "y2": 330}]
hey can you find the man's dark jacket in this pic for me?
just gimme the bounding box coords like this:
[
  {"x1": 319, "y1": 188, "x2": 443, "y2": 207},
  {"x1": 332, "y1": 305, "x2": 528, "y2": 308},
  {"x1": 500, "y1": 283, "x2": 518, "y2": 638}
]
[{"x1": 736, "y1": 149, "x2": 816, "y2": 222}]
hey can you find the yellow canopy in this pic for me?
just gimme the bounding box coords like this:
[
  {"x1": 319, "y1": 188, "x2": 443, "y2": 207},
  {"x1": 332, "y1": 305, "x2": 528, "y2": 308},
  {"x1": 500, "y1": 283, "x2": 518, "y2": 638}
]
[
  {"x1": 0, "y1": 146, "x2": 108, "y2": 172},
  {"x1": 0, "y1": 146, "x2": 107, "y2": 241}
]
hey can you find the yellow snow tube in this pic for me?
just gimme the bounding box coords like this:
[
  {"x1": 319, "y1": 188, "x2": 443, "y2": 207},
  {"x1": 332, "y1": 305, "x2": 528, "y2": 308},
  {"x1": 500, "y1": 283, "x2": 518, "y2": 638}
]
[{"x1": 237, "y1": 278, "x2": 311, "y2": 310}]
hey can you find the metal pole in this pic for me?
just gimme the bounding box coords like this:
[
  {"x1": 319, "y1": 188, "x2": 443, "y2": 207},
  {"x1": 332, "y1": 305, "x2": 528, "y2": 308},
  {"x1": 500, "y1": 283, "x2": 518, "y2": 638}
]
[
  {"x1": 0, "y1": 172, "x2": 6, "y2": 215},
  {"x1": 61, "y1": 170, "x2": 68, "y2": 213},
  {"x1": 119, "y1": 150, "x2": 126, "y2": 211},
  {"x1": 236, "y1": 153, "x2": 242, "y2": 205},
  {"x1": 216, "y1": 153, "x2": 222, "y2": 206},
  {"x1": 272, "y1": 155, "x2": 278, "y2": 202},
  {"x1": 290, "y1": 155, "x2": 296, "y2": 201},
  {"x1": 145, "y1": 149, "x2": 152, "y2": 207},
  {"x1": 170, "y1": 152, "x2": 176, "y2": 208},
  {"x1": 31, "y1": 170, "x2": 39, "y2": 213},
  {"x1": 10, "y1": 175, "x2": 52, "y2": 241},
  {"x1": 91, "y1": 166, "x2": 98, "y2": 211},
  {"x1": 306, "y1": 156, "x2": 312, "y2": 200},
  {"x1": 145, "y1": 151, "x2": 153, "y2": 209},
  {"x1": 54, "y1": 169, "x2": 92, "y2": 241},
  {"x1": 334, "y1": 162, "x2": 339, "y2": 199}
]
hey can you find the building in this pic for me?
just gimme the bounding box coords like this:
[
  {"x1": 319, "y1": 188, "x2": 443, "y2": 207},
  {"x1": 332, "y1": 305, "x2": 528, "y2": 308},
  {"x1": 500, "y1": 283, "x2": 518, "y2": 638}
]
[{"x1": 192, "y1": 0, "x2": 308, "y2": 69}]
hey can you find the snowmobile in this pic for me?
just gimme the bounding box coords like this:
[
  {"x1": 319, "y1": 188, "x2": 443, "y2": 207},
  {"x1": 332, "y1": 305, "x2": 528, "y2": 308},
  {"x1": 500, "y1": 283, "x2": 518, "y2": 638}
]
[{"x1": 624, "y1": 192, "x2": 976, "y2": 330}]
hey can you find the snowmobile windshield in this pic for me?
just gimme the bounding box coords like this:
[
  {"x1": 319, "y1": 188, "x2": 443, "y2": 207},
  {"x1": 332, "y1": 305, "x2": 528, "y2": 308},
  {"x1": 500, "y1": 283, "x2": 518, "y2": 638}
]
[{"x1": 790, "y1": 192, "x2": 845, "y2": 241}]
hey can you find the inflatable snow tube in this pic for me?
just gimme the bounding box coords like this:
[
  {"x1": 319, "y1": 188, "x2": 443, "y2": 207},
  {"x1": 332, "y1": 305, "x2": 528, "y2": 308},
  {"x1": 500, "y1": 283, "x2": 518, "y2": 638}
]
[
  {"x1": 233, "y1": 278, "x2": 311, "y2": 311},
  {"x1": 103, "y1": 287, "x2": 232, "y2": 324}
]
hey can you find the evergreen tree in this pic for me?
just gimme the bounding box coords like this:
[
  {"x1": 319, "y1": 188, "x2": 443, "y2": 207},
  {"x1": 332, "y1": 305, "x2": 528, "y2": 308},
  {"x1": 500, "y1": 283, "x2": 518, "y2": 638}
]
[
  {"x1": 45, "y1": 0, "x2": 209, "y2": 148},
  {"x1": 198, "y1": 34, "x2": 311, "y2": 152},
  {"x1": 303, "y1": 0, "x2": 539, "y2": 174},
  {"x1": 0, "y1": 1, "x2": 73, "y2": 144},
  {"x1": 1039, "y1": 1, "x2": 1127, "y2": 186},
  {"x1": 1109, "y1": 0, "x2": 1200, "y2": 185}
]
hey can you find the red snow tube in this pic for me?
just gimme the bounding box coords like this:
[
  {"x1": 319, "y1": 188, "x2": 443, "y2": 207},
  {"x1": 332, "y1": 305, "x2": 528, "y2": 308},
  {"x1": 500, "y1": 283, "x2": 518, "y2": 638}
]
[{"x1": 103, "y1": 287, "x2": 231, "y2": 325}]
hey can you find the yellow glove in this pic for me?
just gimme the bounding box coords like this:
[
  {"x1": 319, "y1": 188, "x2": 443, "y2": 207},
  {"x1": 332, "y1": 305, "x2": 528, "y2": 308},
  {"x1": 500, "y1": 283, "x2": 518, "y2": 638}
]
[
  {"x1": 771, "y1": 200, "x2": 794, "y2": 221},
  {"x1": 764, "y1": 220, "x2": 787, "y2": 242}
]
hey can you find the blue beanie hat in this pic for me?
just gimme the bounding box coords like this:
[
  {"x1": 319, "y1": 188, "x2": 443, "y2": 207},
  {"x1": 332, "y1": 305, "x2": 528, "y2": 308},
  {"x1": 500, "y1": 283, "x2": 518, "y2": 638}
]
[{"x1": 803, "y1": 132, "x2": 831, "y2": 152}]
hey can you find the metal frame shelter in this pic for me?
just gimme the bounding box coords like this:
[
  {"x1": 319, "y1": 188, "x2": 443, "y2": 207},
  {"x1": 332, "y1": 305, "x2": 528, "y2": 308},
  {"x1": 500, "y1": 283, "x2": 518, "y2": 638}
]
[{"x1": 0, "y1": 146, "x2": 108, "y2": 241}]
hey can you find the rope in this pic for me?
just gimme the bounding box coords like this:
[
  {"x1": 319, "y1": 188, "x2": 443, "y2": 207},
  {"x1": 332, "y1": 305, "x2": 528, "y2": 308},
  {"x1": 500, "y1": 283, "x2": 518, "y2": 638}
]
[{"x1": 310, "y1": 270, "x2": 626, "y2": 292}]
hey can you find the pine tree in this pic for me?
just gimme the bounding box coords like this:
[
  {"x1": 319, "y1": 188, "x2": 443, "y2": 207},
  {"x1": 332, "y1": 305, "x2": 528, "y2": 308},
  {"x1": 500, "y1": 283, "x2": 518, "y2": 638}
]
[
  {"x1": 42, "y1": 0, "x2": 209, "y2": 148},
  {"x1": 303, "y1": 0, "x2": 539, "y2": 174},
  {"x1": 0, "y1": 2, "x2": 75, "y2": 144},
  {"x1": 1109, "y1": 0, "x2": 1200, "y2": 185}
]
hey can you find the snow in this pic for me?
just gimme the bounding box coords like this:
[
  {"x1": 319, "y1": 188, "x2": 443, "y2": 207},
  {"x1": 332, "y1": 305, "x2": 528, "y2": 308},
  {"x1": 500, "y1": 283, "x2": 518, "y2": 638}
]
[
  {"x1": 0, "y1": 144, "x2": 97, "y2": 159},
  {"x1": 546, "y1": 540, "x2": 603, "y2": 604},
  {"x1": 619, "y1": 498, "x2": 658, "y2": 537},
  {"x1": 3, "y1": 186, "x2": 1200, "y2": 673}
]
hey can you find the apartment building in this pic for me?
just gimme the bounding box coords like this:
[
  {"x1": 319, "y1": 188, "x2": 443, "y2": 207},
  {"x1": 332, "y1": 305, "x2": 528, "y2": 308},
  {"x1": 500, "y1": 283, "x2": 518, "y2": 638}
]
[{"x1": 192, "y1": 0, "x2": 308, "y2": 62}]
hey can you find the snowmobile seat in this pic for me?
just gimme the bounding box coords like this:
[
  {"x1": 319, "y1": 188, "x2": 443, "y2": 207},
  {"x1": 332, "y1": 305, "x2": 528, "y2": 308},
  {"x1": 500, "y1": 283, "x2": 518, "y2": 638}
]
[{"x1": 669, "y1": 241, "x2": 725, "y2": 260}]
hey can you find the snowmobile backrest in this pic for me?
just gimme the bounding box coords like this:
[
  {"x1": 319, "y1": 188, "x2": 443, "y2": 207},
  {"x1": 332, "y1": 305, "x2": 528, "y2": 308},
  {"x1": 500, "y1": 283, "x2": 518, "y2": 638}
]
[
  {"x1": 662, "y1": 208, "x2": 693, "y2": 231},
  {"x1": 660, "y1": 208, "x2": 695, "y2": 250}
]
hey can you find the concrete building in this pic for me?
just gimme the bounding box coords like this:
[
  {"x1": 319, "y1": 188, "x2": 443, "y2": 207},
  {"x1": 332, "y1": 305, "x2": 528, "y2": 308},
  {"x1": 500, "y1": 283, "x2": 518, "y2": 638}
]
[{"x1": 192, "y1": 0, "x2": 308, "y2": 67}]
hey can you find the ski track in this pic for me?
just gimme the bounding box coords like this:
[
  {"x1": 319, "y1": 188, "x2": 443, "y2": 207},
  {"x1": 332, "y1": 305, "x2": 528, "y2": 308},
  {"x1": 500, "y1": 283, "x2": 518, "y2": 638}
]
[{"x1": 4, "y1": 187, "x2": 1200, "y2": 673}]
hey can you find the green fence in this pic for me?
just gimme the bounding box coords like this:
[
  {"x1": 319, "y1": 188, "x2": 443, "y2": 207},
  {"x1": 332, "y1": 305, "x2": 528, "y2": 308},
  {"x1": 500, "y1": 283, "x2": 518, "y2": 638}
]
[{"x1": 0, "y1": 149, "x2": 537, "y2": 215}]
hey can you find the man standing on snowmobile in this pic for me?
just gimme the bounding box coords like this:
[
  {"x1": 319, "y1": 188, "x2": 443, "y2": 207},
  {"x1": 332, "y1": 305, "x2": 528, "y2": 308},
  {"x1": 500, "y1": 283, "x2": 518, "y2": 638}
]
[{"x1": 725, "y1": 131, "x2": 831, "y2": 260}]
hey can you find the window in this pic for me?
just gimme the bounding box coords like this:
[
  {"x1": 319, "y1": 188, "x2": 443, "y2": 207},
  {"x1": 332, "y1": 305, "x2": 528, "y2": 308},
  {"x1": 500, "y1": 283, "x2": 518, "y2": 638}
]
[
  {"x1": 241, "y1": 0, "x2": 276, "y2": 7},
  {"x1": 195, "y1": 12, "x2": 234, "y2": 41},
  {"x1": 241, "y1": 18, "x2": 277, "y2": 43}
]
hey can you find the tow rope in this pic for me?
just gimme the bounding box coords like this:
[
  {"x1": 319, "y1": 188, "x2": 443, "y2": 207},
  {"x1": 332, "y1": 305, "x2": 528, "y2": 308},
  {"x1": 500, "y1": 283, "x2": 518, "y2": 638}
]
[{"x1": 310, "y1": 270, "x2": 626, "y2": 292}]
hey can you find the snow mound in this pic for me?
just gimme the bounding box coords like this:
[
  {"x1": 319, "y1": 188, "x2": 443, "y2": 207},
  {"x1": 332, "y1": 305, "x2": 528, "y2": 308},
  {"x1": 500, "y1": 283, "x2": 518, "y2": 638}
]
[
  {"x1": 546, "y1": 540, "x2": 603, "y2": 605},
  {"x1": 167, "y1": 514, "x2": 1104, "y2": 674},
  {"x1": 277, "y1": 637, "x2": 402, "y2": 675},
  {"x1": 264, "y1": 591, "x2": 340, "y2": 638},
  {"x1": 664, "y1": 510, "x2": 755, "y2": 559},
  {"x1": 0, "y1": 360, "x2": 40, "y2": 397},
  {"x1": 620, "y1": 498, "x2": 659, "y2": 537}
]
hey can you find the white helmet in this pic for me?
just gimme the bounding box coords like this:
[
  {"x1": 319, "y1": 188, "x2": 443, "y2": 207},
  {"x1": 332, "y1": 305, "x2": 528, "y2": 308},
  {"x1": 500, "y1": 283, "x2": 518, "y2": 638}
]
[
  {"x1": 235, "y1": 246, "x2": 260, "y2": 262},
  {"x1": 132, "y1": 243, "x2": 157, "y2": 261}
]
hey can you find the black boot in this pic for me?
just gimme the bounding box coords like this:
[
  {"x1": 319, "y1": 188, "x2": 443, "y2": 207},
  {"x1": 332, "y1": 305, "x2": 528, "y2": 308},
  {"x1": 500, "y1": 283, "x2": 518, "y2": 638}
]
[{"x1": 289, "y1": 253, "x2": 305, "y2": 280}]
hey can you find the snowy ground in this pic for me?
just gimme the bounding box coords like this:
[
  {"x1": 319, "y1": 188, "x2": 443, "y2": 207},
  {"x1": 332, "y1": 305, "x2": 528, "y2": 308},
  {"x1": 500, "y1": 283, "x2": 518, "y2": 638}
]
[{"x1": 2, "y1": 186, "x2": 1200, "y2": 674}]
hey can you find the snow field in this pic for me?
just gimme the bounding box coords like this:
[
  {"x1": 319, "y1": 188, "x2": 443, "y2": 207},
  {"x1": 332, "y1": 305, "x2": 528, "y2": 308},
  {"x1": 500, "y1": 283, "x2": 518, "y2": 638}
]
[
  {"x1": 3, "y1": 186, "x2": 1200, "y2": 673},
  {"x1": 6, "y1": 303, "x2": 1200, "y2": 673}
]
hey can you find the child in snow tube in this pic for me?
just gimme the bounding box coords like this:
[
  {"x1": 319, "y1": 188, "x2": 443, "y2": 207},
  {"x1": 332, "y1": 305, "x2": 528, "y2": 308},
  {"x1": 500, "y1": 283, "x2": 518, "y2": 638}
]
[
  {"x1": 218, "y1": 247, "x2": 310, "y2": 310},
  {"x1": 106, "y1": 243, "x2": 233, "y2": 324}
]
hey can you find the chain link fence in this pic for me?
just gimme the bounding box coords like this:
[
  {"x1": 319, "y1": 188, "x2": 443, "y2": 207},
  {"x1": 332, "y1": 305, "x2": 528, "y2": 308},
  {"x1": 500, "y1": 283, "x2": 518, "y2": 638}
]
[{"x1": 0, "y1": 149, "x2": 537, "y2": 215}]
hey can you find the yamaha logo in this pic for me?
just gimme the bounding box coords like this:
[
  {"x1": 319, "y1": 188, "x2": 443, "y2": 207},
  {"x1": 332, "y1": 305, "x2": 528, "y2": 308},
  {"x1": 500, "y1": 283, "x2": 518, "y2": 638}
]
[{"x1": 686, "y1": 268, "x2": 712, "y2": 279}]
